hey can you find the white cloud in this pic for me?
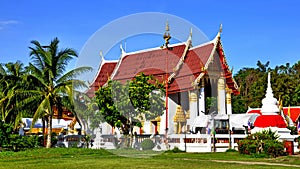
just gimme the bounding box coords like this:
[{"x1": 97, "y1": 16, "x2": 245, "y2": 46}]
[{"x1": 0, "y1": 20, "x2": 19, "y2": 30}]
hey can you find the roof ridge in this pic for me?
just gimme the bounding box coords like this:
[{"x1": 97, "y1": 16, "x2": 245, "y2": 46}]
[
  {"x1": 193, "y1": 32, "x2": 220, "y2": 85},
  {"x1": 167, "y1": 37, "x2": 192, "y2": 83}
]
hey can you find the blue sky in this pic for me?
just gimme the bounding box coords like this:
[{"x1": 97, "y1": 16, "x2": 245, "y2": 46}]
[{"x1": 1, "y1": 0, "x2": 299, "y2": 77}]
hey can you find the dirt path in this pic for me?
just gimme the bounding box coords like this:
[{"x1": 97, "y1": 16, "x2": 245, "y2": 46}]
[
  {"x1": 178, "y1": 158, "x2": 300, "y2": 168},
  {"x1": 211, "y1": 159, "x2": 300, "y2": 168}
]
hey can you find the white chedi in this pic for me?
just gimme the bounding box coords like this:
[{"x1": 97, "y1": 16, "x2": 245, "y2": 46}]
[{"x1": 260, "y1": 72, "x2": 279, "y2": 114}]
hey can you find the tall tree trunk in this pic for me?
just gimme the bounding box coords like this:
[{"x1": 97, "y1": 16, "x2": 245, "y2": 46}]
[{"x1": 46, "y1": 115, "x2": 52, "y2": 148}]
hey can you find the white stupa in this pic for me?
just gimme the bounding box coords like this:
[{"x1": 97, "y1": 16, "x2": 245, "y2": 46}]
[
  {"x1": 251, "y1": 72, "x2": 294, "y2": 142},
  {"x1": 260, "y1": 73, "x2": 280, "y2": 114}
]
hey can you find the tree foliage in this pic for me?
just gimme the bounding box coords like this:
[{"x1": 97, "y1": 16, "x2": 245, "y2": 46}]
[
  {"x1": 95, "y1": 73, "x2": 165, "y2": 134},
  {"x1": 0, "y1": 61, "x2": 33, "y2": 130},
  {"x1": 74, "y1": 92, "x2": 105, "y2": 132},
  {"x1": 23, "y1": 37, "x2": 91, "y2": 148},
  {"x1": 0, "y1": 38, "x2": 92, "y2": 148}
]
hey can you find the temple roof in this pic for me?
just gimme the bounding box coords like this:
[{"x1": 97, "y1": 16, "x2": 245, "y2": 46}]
[
  {"x1": 283, "y1": 107, "x2": 300, "y2": 122},
  {"x1": 87, "y1": 29, "x2": 239, "y2": 95},
  {"x1": 254, "y1": 115, "x2": 287, "y2": 128},
  {"x1": 86, "y1": 60, "x2": 117, "y2": 97},
  {"x1": 247, "y1": 106, "x2": 300, "y2": 122}
]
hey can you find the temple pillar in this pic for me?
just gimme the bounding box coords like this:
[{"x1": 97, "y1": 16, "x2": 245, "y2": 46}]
[
  {"x1": 198, "y1": 80, "x2": 205, "y2": 115},
  {"x1": 226, "y1": 87, "x2": 232, "y2": 115},
  {"x1": 189, "y1": 90, "x2": 198, "y2": 118},
  {"x1": 218, "y1": 77, "x2": 226, "y2": 114}
]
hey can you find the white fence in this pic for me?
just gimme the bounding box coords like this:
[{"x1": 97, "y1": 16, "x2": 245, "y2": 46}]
[{"x1": 92, "y1": 133, "x2": 299, "y2": 153}]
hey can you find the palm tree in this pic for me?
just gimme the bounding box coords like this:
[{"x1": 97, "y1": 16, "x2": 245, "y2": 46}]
[
  {"x1": 23, "y1": 37, "x2": 91, "y2": 148},
  {"x1": 0, "y1": 61, "x2": 27, "y2": 130}
]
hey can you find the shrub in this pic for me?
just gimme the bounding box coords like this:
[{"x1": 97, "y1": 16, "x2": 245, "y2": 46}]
[
  {"x1": 141, "y1": 139, "x2": 154, "y2": 150},
  {"x1": 170, "y1": 146, "x2": 184, "y2": 153},
  {"x1": 287, "y1": 126, "x2": 297, "y2": 135},
  {"x1": 2, "y1": 134, "x2": 40, "y2": 151},
  {"x1": 237, "y1": 129, "x2": 285, "y2": 157},
  {"x1": 0, "y1": 121, "x2": 41, "y2": 151},
  {"x1": 226, "y1": 148, "x2": 237, "y2": 152}
]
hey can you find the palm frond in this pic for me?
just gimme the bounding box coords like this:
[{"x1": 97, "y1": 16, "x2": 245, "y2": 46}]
[
  {"x1": 31, "y1": 94, "x2": 51, "y2": 129},
  {"x1": 57, "y1": 66, "x2": 92, "y2": 83},
  {"x1": 0, "y1": 63, "x2": 6, "y2": 76}
]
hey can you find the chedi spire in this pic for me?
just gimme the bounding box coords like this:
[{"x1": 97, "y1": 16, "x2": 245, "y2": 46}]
[{"x1": 260, "y1": 72, "x2": 279, "y2": 114}]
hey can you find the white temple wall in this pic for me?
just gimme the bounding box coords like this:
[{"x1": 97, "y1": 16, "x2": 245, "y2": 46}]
[
  {"x1": 160, "y1": 94, "x2": 181, "y2": 134},
  {"x1": 143, "y1": 121, "x2": 151, "y2": 134},
  {"x1": 98, "y1": 122, "x2": 113, "y2": 135}
]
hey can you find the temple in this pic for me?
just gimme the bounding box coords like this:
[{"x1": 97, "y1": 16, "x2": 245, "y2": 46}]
[
  {"x1": 83, "y1": 24, "x2": 300, "y2": 153},
  {"x1": 87, "y1": 24, "x2": 239, "y2": 136}
]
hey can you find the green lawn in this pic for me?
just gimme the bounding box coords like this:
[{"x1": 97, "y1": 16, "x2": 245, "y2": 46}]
[{"x1": 0, "y1": 148, "x2": 299, "y2": 169}]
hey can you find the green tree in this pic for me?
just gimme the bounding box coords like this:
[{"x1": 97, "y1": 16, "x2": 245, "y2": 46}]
[
  {"x1": 128, "y1": 73, "x2": 165, "y2": 120},
  {"x1": 0, "y1": 61, "x2": 30, "y2": 130},
  {"x1": 95, "y1": 73, "x2": 165, "y2": 136},
  {"x1": 96, "y1": 80, "x2": 130, "y2": 134},
  {"x1": 232, "y1": 60, "x2": 300, "y2": 113},
  {"x1": 20, "y1": 37, "x2": 91, "y2": 148},
  {"x1": 74, "y1": 92, "x2": 104, "y2": 132}
]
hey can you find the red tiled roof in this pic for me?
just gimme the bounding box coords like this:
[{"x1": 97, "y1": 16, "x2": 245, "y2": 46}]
[
  {"x1": 112, "y1": 43, "x2": 220, "y2": 93},
  {"x1": 88, "y1": 36, "x2": 239, "y2": 95},
  {"x1": 86, "y1": 61, "x2": 117, "y2": 97},
  {"x1": 167, "y1": 43, "x2": 214, "y2": 93},
  {"x1": 247, "y1": 109, "x2": 262, "y2": 115},
  {"x1": 254, "y1": 115, "x2": 287, "y2": 128},
  {"x1": 112, "y1": 44, "x2": 186, "y2": 92},
  {"x1": 188, "y1": 43, "x2": 213, "y2": 68}
]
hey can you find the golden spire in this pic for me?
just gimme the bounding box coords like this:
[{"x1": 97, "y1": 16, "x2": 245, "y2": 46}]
[
  {"x1": 163, "y1": 20, "x2": 171, "y2": 48},
  {"x1": 165, "y1": 20, "x2": 170, "y2": 32},
  {"x1": 219, "y1": 23, "x2": 223, "y2": 33}
]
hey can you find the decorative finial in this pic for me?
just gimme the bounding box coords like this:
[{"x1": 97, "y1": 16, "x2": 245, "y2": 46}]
[
  {"x1": 219, "y1": 23, "x2": 223, "y2": 33},
  {"x1": 267, "y1": 72, "x2": 271, "y2": 91},
  {"x1": 190, "y1": 27, "x2": 193, "y2": 38},
  {"x1": 163, "y1": 20, "x2": 171, "y2": 48},
  {"x1": 165, "y1": 20, "x2": 169, "y2": 32},
  {"x1": 99, "y1": 50, "x2": 104, "y2": 61},
  {"x1": 120, "y1": 43, "x2": 125, "y2": 54}
]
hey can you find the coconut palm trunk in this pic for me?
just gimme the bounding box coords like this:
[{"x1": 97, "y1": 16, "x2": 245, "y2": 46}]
[{"x1": 46, "y1": 115, "x2": 53, "y2": 148}]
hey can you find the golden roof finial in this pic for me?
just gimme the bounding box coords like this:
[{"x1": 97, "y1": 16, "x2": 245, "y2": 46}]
[
  {"x1": 165, "y1": 20, "x2": 170, "y2": 32},
  {"x1": 163, "y1": 20, "x2": 171, "y2": 48},
  {"x1": 219, "y1": 23, "x2": 223, "y2": 33}
]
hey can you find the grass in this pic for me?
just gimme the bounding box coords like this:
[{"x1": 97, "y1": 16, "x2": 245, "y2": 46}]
[{"x1": 0, "y1": 148, "x2": 300, "y2": 169}]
